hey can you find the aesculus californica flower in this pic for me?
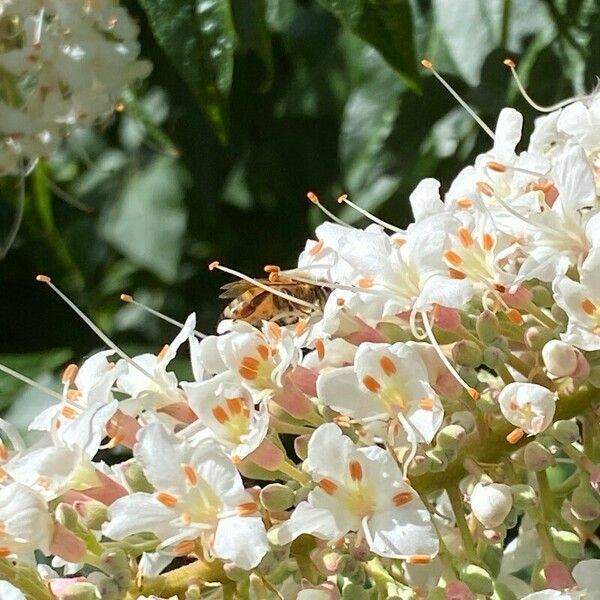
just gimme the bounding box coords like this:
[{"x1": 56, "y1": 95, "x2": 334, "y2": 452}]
[{"x1": 3, "y1": 57, "x2": 600, "y2": 598}]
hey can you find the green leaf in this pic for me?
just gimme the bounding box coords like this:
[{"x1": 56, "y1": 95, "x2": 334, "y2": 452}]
[
  {"x1": 339, "y1": 47, "x2": 404, "y2": 222},
  {"x1": 315, "y1": 0, "x2": 420, "y2": 92},
  {"x1": 231, "y1": 0, "x2": 274, "y2": 91},
  {"x1": 138, "y1": 0, "x2": 236, "y2": 143},
  {"x1": 0, "y1": 349, "x2": 72, "y2": 411},
  {"x1": 100, "y1": 157, "x2": 189, "y2": 283}
]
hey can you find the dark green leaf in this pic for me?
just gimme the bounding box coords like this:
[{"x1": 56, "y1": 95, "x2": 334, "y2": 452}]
[
  {"x1": 315, "y1": 0, "x2": 420, "y2": 92},
  {"x1": 138, "y1": 0, "x2": 236, "y2": 143}
]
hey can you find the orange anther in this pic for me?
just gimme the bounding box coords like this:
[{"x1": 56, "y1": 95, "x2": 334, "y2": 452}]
[
  {"x1": 421, "y1": 59, "x2": 433, "y2": 69},
  {"x1": 156, "y1": 492, "x2": 178, "y2": 508},
  {"x1": 267, "y1": 321, "x2": 282, "y2": 340},
  {"x1": 226, "y1": 397, "x2": 244, "y2": 415},
  {"x1": 307, "y1": 191, "x2": 319, "y2": 204},
  {"x1": 349, "y1": 460, "x2": 363, "y2": 482},
  {"x1": 506, "y1": 427, "x2": 525, "y2": 444},
  {"x1": 476, "y1": 181, "x2": 494, "y2": 197},
  {"x1": 315, "y1": 338, "x2": 325, "y2": 361},
  {"x1": 457, "y1": 228, "x2": 474, "y2": 248},
  {"x1": 357, "y1": 276, "x2": 374, "y2": 289},
  {"x1": 468, "y1": 388, "x2": 480, "y2": 400},
  {"x1": 263, "y1": 264, "x2": 280, "y2": 273},
  {"x1": 181, "y1": 463, "x2": 198, "y2": 486},
  {"x1": 241, "y1": 356, "x2": 260, "y2": 370},
  {"x1": 409, "y1": 554, "x2": 432, "y2": 565},
  {"x1": 0, "y1": 443, "x2": 7, "y2": 461},
  {"x1": 61, "y1": 406, "x2": 77, "y2": 419},
  {"x1": 444, "y1": 250, "x2": 463, "y2": 267},
  {"x1": 0, "y1": 547, "x2": 11, "y2": 557},
  {"x1": 457, "y1": 198, "x2": 472, "y2": 210},
  {"x1": 379, "y1": 355, "x2": 397, "y2": 376},
  {"x1": 256, "y1": 344, "x2": 270, "y2": 361},
  {"x1": 507, "y1": 308, "x2": 523, "y2": 325},
  {"x1": 448, "y1": 268, "x2": 466, "y2": 280},
  {"x1": 393, "y1": 237, "x2": 407, "y2": 247},
  {"x1": 208, "y1": 261, "x2": 220, "y2": 271},
  {"x1": 120, "y1": 293, "x2": 133, "y2": 302},
  {"x1": 62, "y1": 363, "x2": 78, "y2": 384},
  {"x1": 392, "y1": 491, "x2": 413, "y2": 507},
  {"x1": 157, "y1": 344, "x2": 170, "y2": 360},
  {"x1": 582, "y1": 299, "x2": 596, "y2": 315},
  {"x1": 336, "y1": 297, "x2": 346, "y2": 306},
  {"x1": 420, "y1": 398, "x2": 434, "y2": 411},
  {"x1": 319, "y1": 479, "x2": 338, "y2": 495},
  {"x1": 487, "y1": 161, "x2": 507, "y2": 172},
  {"x1": 362, "y1": 375, "x2": 381, "y2": 393},
  {"x1": 212, "y1": 406, "x2": 229, "y2": 424},
  {"x1": 482, "y1": 232, "x2": 494, "y2": 251},
  {"x1": 174, "y1": 539, "x2": 195, "y2": 556},
  {"x1": 36, "y1": 274, "x2": 51, "y2": 283},
  {"x1": 294, "y1": 320, "x2": 308, "y2": 337},
  {"x1": 237, "y1": 502, "x2": 258, "y2": 516},
  {"x1": 309, "y1": 238, "x2": 325, "y2": 256}
]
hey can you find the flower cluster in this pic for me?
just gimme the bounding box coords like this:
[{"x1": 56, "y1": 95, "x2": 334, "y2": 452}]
[
  {"x1": 2, "y1": 65, "x2": 600, "y2": 599},
  {"x1": 0, "y1": 0, "x2": 151, "y2": 175}
]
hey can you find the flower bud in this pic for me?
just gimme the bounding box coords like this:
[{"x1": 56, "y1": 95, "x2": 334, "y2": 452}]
[
  {"x1": 451, "y1": 411, "x2": 476, "y2": 434},
  {"x1": 100, "y1": 549, "x2": 129, "y2": 576},
  {"x1": 479, "y1": 543, "x2": 503, "y2": 577},
  {"x1": 260, "y1": 483, "x2": 294, "y2": 512},
  {"x1": 550, "y1": 304, "x2": 568, "y2": 325},
  {"x1": 523, "y1": 441, "x2": 555, "y2": 471},
  {"x1": 525, "y1": 326, "x2": 556, "y2": 351},
  {"x1": 542, "y1": 340, "x2": 578, "y2": 377},
  {"x1": 445, "y1": 581, "x2": 476, "y2": 600},
  {"x1": 502, "y1": 286, "x2": 532, "y2": 309},
  {"x1": 470, "y1": 482, "x2": 512, "y2": 528},
  {"x1": 459, "y1": 564, "x2": 494, "y2": 596},
  {"x1": 476, "y1": 310, "x2": 500, "y2": 343},
  {"x1": 86, "y1": 573, "x2": 119, "y2": 600},
  {"x1": 452, "y1": 341, "x2": 483, "y2": 368},
  {"x1": 294, "y1": 434, "x2": 310, "y2": 460},
  {"x1": 492, "y1": 581, "x2": 518, "y2": 600},
  {"x1": 407, "y1": 453, "x2": 431, "y2": 477},
  {"x1": 341, "y1": 582, "x2": 370, "y2": 600},
  {"x1": 73, "y1": 500, "x2": 108, "y2": 530},
  {"x1": 571, "y1": 484, "x2": 600, "y2": 521},
  {"x1": 457, "y1": 366, "x2": 479, "y2": 388},
  {"x1": 491, "y1": 335, "x2": 510, "y2": 353},
  {"x1": 482, "y1": 346, "x2": 507, "y2": 370},
  {"x1": 511, "y1": 484, "x2": 537, "y2": 508},
  {"x1": 56, "y1": 503, "x2": 80, "y2": 530},
  {"x1": 436, "y1": 424, "x2": 467, "y2": 451},
  {"x1": 531, "y1": 285, "x2": 554, "y2": 308},
  {"x1": 550, "y1": 527, "x2": 584, "y2": 559},
  {"x1": 544, "y1": 560, "x2": 576, "y2": 590},
  {"x1": 550, "y1": 419, "x2": 580, "y2": 444},
  {"x1": 122, "y1": 461, "x2": 153, "y2": 493},
  {"x1": 59, "y1": 583, "x2": 99, "y2": 600},
  {"x1": 426, "y1": 448, "x2": 449, "y2": 472}
]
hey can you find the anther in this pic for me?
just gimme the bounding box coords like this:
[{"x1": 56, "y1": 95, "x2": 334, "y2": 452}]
[
  {"x1": 237, "y1": 502, "x2": 258, "y2": 516},
  {"x1": 582, "y1": 299, "x2": 596, "y2": 315},
  {"x1": 506, "y1": 427, "x2": 525, "y2": 444},
  {"x1": 263, "y1": 264, "x2": 280, "y2": 273},
  {"x1": 506, "y1": 308, "x2": 523, "y2": 325},
  {"x1": 156, "y1": 492, "x2": 178, "y2": 508},
  {"x1": 362, "y1": 375, "x2": 381, "y2": 393},
  {"x1": 181, "y1": 463, "x2": 198, "y2": 486},
  {"x1": 444, "y1": 250, "x2": 463, "y2": 267},
  {"x1": 319, "y1": 479, "x2": 337, "y2": 495},
  {"x1": 408, "y1": 555, "x2": 432, "y2": 565},
  {"x1": 476, "y1": 181, "x2": 494, "y2": 197},
  {"x1": 487, "y1": 161, "x2": 507, "y2": 172},
  {"x1": 379, "y1": 355, "x2": 397, "y2": 376},
  {"x1": 349, "y1": 460, "x2": 363, "y2": 482},
  {"x1": 62, "y1": 363, "x2": 78, "y2": 385},
  {"x1": 36, "y1": 274, "x2": 51, "y2": 283},
  {"x1": 458, "y1": 228, "x2": 474, "y2": 248},
  {"x1": 392, "y1": 491, "x2": 413, "y2": 507},
  {"x1": 208, "y1": 261, "x2": 219, "y2": 271},
  {"x1": 306, "y1": 191, "x2": 350, "y2": 227},
  {"x1": 315, "y1": 339, "x2": 325, "y2": 361},
  {"x1": 120, "y1": 293, "x2": 133, "y2": 303}
]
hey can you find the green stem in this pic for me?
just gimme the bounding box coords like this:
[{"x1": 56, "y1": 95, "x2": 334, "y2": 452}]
[
  {"x1": 446, "y1": 484, "x2": 477, "y2": 562},
  {"x1": 278, "y1": 460, "x2": 311, "y2": 487},
  {"x1": 501, "y1": 0, "x2": 512, "y2": 48},
  {"x1": 527, "y1": 302, "x2": 560, "y2": 330}
]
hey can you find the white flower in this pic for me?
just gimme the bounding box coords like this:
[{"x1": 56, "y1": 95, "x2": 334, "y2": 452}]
[
  {"x1": 317, "y1": 342, "x2": 443, "y2": 443},
  {"x1": 554, "y1": 248, "x2": 600, "y2": 350},
  {"x1": 498, "y1": 382, "x2": 557, "y2": 435},
  {"x1": 470, "y1": 481, "x2": 512, "y2": 529},
  {"x1": 521, "y1": 559, "x2": 600, "y2": 600},
  {"x1": 542, "y1": 340, "x2": 578, "y2": 377},
  {"x1": 277, "y1": 424, "x2": 438, "y2": 559},
  {"x1": 0, "y1": 582, "x2": 26, "y2": 600},
  {"x1": 103, "y1": 423, "x2": 268, "y2": 569}
]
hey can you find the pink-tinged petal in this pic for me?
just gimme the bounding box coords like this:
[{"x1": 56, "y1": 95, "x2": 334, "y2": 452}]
[
  {"x1": 544, "y1": 560, "x2": 576, "y2": 590},
  {"x1": 287, "y1": 365, "x2": 318, "y2": 396},
  {"x1": 157, "y1": 402, "x2": 198, "y2": 424},
  {"x1": 275, "y1": 375, "x2": 313, "y2": 418},
  {"x1": 213, "y1": 516, "x2": 268, "y2": 569},
  {"x1": 245, "y1": 438, "x2": 284, "y2": 471},
  {"x1": 106, "y1": 410, "x2": 140, "y2": 449},
  {"x1": 50, "y1": 522, "x2": 86, "y2": 563},
  {"x1": 81, "y1": 470, "x2": 128, "y2": 505},
  {"x1": 49, "y1": 577, "x2": 88, "y2": 599}
]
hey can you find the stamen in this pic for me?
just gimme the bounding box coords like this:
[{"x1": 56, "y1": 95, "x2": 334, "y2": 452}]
[
  {"x1": 293, "y1": 320, "x2": 308, "y2": 337},
  {"x1": 379, "y1": 355, "x2": 397, "y2": 376},
  {"x1": 486, "y1": 160, "x2": 548, "y2": 179},
  {"x1": 408, "y1": 554, "x2": 432, "y2": 565},
  {"x1": 421, "y1": 59, "x2": 495, "y2": 140},
  {"x1": 306, "y1": 191, "x2": 350, "y2": 227},
  {"x1": 36, "y1": 276, "x2": 160, "y2": 386},
  {"x1": 156, "y1": 492, "x2": 178, "y2": 508},
  {"x1": 419, "y1": 398, "x2": 434, "y2": 411},
  {"x1": 582, "y1": 299, "x2": 596, "y2": 315},
  {"x1": 362, "y1": 375, "x2": 381, "y2": 393},
  {"x1": 421, "y1": 311, "x2": 479, "y2": 400},
  {"x1": 506, "y1": 308, "x2": 524, "y2": 325},
  {"x1": 120, "y1": 294, "x2": 205, "y2": 339},
  {"x1": 504, "y1": 59, "x2": 585, "y2": 113},
  {"x1": 458, "y1": 228, "x2": 474, "y2": 248},
  {"x1": 256, "y1": 344, "x2": 270, "y2": 360},
  {"x1": 337, "y1": 194, "x2": 403, "y2": 233},
  {"x1": 448, "y1": 268, "x2": 466, "y2": 280},
  {"x1": 506, "y1": 427, "x2": 525, "y2": 444},
  {"x1": 212, "y1": 406, "x2": 229, "y2": 424},
  {"x1": 315, "y1": 339, "x2": 325, "y2": 361},
  {"x1": 209, "y1": 263, "x2": 318, "y2": 310},
  {"x1": 349, "y1": 460, "x2": 363, "y2": 482},
  {"x1": 392, "y1": 491, "x2": 413, "y2": 507},
  {"x1": 181, "y1": 463, "x2": 198, "y2": 486},
  {"x1": 357, "y1": 276, "x2": 374, "y2": 289},
  {"x1": 482, "y1": 232, "x2": 494, "y2": 251},
  {"x1": 318, "y1": 479, "x2": 338, "y2": 495},
  {"x1": 444, "y1": 250, "x2": 463, "y2": 267},
  {"x1": 0, "y1": 362, "x2": 62, "y2": 401},
  {"x1": 267, "y1": 321, "x2": 282, "y2": 340},
  {"x1": 308, "y1": 239, "x2": 324, "y2": 256},
  {"x1": 226, "y1": 397, "x2": 244, "y2": 414},
  {"x1": 476, "y1": 181, "x2": 494, "y2": 197},
  {"x1": 457, "y1": 198, "x2": 473, "y2": 210},
  {"x1": 237, "y1": 502, "x2": 258, "y2": 516}
]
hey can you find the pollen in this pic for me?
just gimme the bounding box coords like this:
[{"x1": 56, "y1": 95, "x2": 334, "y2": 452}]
[
  {"x1": 62, "y1": 363, "x2": 78, "y2": 384},
  {"x1": 392, "y1": 491, "x2": 413, "y2": 506},
  {"x1": 181, "y1": 463, "x2": 198, "y2": 486},
  {"x1": 309, "y1": 238, "x2": 325, "y2": 256},
  {"x1": 362, "y1": 375, "x2": 381, "y2": 393},
  {"x1": 294, "y1": 320, "x2": 309, "y2": 337},
  {"x1": 319, "y1": 479, "x2": 338, "y2": 495},
  {"x1": 476, "y1": 181, "x2": 494, "y2": 197},
  {"x1": 36, "y1": 274, "x2": 51, "y2": 283},
  {"x1": 156, "y1": 492, "x2": 178, "y2": 508},
  {"x1": 457, "y1": 227, "x2": 474, "y2": 248},
  {"x1": 487, "y1": 161, "x2": 507, "y2": 172},
  {"x1": 457, "y1": 198, "x2": 472, "y2": 209},
  {"x1": 506, "y1": 427, "x2": 525, "y2": 444},
  {"x1": 379, "y1": 355, "x2": 397, "y2": 376},
  {"x1": 256, "y1": 344, "x2": 270, "y2": 360},
  {"x1": 582, "y1": 299, "x2": 596, "y2": 315},
  {"x1": 349, "y1": 460, "x2": 363, "y2": 482},
  {"x1": 226, "y1": 397, "x2": 244, "y2": 414},
  {"x1": 237, "y1": 502, "x2": 258, "y2": 516},
  {"x1": 358, "y1": 276, "x2": 374, "y2": 289},
  {"x1": 157, "y1": 344, "x2": 169, "y2": 360},
  {"x1": 507, "y1": 309, "x2": 523, "y2": 325},
  {"x1": 267, "y1": 321, "x2": 282, "y2": 340},
  {"x1": 408, "y1": 554, "x2": 432, "y2": 565},
  {"x1": 448, "y1": 268, "x2": 466, "y2": 280},
  {"x1": 419, "y1": 398, "x2": 434, "y2": 411},
  {"x1": 315, "y1": 338, "x2": 325, "y2": 361},
  {"x1": 482, "y1": 232, "x2": 494, "y2": 251},
  {"x1": 444, "y1": 250, "x2": 463, "y2": 267},
  {"x1": 212, "y1": 406, "x2": 229, "y2": 424},
  {"x1": 307, "y1": 191, "x2": 319, "y2": 204},
  {"x1": 421, "y1": 58, "x2": 433, "y2": 69}
]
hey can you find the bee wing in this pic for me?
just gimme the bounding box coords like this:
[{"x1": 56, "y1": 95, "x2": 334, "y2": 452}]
[{"x1": 219, "y1": 280, "x2": 255, "y2": 299}]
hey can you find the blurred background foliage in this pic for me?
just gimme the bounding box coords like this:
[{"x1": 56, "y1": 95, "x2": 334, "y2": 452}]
[{"x1": 1, "y1": 0, "x2": 600, "y2": 422}]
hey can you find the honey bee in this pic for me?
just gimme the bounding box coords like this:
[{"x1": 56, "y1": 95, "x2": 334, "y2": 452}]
[{"x1": 219, "y1": 276, "x2": 330, "y2": 326}]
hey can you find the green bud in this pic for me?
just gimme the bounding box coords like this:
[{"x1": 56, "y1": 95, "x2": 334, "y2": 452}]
[
  {"x1": 338, "y1": 555, "x2": 360, "y2": 578},
  {"x1": 56, "y1": 503, "x2": 80, "y2": 530},
  {"x1": 459, "y1": 564, "x2": 494, "y2": 596},
  {"x1": 123, "y1": 461, "x2": 153, "y2": 493},
  {"x1": 342, "y1": 582, "x2": 371, "y2": 600},
  {"x1": 294, "y1": 435, "x2": 310, "y2": 460},
  {"x1": 504, "y1": 507, "x2": 519, "y2": 530},
  {"x1": 458, "y1": 366, "x2": 479, "y2": 388},
  {"x1": 74, "y1": 500, "x2": 108, "y2": 530},
  {"x1": 511, "y1": 484, "x2": 537, "y2": 508},
  {"x1": 482, "y1": 346, "x2": 507, "y2": 369},
  {"x1": 451, "y1": 411, "x2": 476, "y2": 434},
  {"x1": 551, "y1": 304, "x2": 568, "y2": 325},
  {"x1": 376, "y1": 322, "x2": 412, "y2": 342},
  {"x1": 260, "y1": 483, "x2": 294, "y2": 512},
  {"x1": 87, "y1": 572, "x2": 120, "y2": 600},
  {"x1": 525, "y1": 326, "x2": 557, "y2": 351},
  {"x1": 294, "y1": 486, "x2": 310, "y2": 504},
  {"x1": 551, "y1": 420, "x2": 580, "y2": 444},
  {"x1": 491, "y1": 336, "x2": 510, "y2": 353},
  {"x1": 530, "y1": 285, "x2": 554, "y2": 308},
  {"x1": 571, "y1": 484, "x2": 600, "y2": 521},
  {"x1": 426, "y1": 448, "x2": 449, "y2": 472},
  {"x1": 407, "y1": 453, "x2": 431, "y2": 477},
  {"x1": 436, "y1": 424, "x2": 467, "y2": 451},
  {"x1": 493, "y1": 581, "x2": 518, "y2": 600},
  {"x1": 100, "y1": 549, "x2": 129, "y2": 576},
  {"x1": 426, "y1": 588, "x2": 447, "y2": 600},
  {"x1": 476, "y1": 310, "x2": 500, "y2": 343},
  {"x1": 452, "y1": 340, "x2": 483, "y2": 367},
  {"x1": 480, "y1": 543, "x2": 503, "y2": 577},
  {"x1": 61, "y1": 583, "x2": 99, "y2": 600},
  {"x1": 224, "y1": 562, "x2": 251, "y2": 582},
  {"x1": 550, "y1": 527, "x2": 584, "y2": 559},
  {"x1": 523, "y1": 441, "x2": 555, "y2": 471}
]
